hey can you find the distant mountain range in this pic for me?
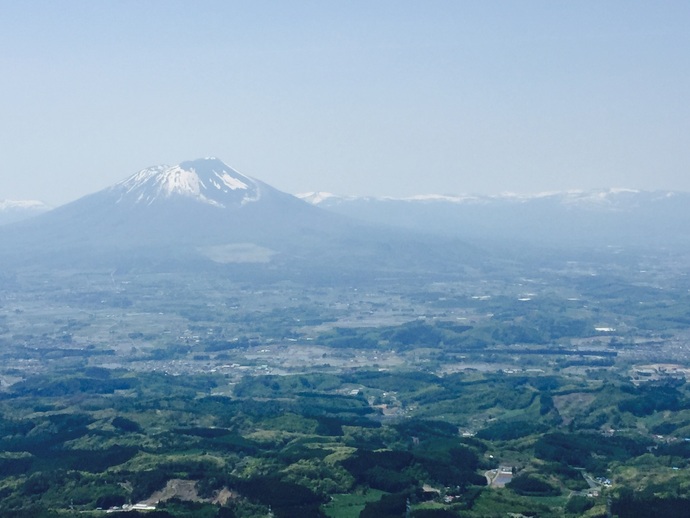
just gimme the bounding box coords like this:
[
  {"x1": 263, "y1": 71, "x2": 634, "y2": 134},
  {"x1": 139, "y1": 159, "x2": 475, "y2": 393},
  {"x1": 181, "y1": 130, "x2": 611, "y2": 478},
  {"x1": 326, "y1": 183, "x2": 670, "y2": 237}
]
[
  {"x1": 297, "y1": 189, "x2": 690, "y2": 248},
  {"x1": 2, "y1": 159, "x2": 688, "y2": 278}
]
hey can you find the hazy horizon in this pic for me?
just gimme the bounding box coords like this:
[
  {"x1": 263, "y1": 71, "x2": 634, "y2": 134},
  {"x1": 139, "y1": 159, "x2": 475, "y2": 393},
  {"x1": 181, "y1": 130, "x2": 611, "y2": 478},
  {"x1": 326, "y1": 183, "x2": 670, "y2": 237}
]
[
  {"x1": 5, "y1": 153, "x2": 690, "y2": 208},
  {"x1": 3, "y1": 1, "x2": 689, "y2": 205}
]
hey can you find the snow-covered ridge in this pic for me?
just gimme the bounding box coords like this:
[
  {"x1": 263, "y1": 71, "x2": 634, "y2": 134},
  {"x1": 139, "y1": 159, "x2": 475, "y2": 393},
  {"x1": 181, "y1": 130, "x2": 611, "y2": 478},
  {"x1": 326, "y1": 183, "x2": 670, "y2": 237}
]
[
  {"x1": 394, "y1": 194, "x2": 481, "y2": 202},
  {"x1": 297, "y1": 192, "x2": 345, "y2": 205},
  {"x1": 0, "y1": 199, "x2": 50, "y2": 225},
  {"x1": 298, "y1": 188, "x2": 676, "y2": 208},
  {"x1": 114, "y1": 158, "x2": 261, "y2": 208},
  {"x1": 0, "y1": 199, "x2": 49, "y2": 211}
]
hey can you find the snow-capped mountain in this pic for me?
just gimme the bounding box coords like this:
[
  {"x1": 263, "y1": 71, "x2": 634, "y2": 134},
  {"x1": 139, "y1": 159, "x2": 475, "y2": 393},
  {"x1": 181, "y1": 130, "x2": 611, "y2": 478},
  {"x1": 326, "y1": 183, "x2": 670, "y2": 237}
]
[
  {"x1": 0, "y1": 158, "x2": 474, "y2": 275},
  {"x1": 0, "y1": 158, "x2": 319, "y2": 253},
  {"x1": 113, "y1": 158, "x2": 261, "y2": 208},
  {"x1": 0, "y1": 199, "x2": 50, "y2": 225},
  {"x1": 298, "y1": 188, "x2": 690, "y2": 247}
]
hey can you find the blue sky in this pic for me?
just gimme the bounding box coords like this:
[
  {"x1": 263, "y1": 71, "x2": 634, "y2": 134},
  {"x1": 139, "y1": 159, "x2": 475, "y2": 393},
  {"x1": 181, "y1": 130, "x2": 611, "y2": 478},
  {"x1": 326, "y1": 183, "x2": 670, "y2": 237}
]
[{"x1": 2, "y1": 1, "x2": 689, "y2": 205}]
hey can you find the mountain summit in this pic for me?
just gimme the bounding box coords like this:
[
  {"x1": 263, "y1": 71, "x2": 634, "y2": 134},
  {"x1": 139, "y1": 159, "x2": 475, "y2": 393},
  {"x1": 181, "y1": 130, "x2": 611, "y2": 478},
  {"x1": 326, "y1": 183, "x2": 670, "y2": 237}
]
[{"x1": 114, "y1": 158, "x2": 261, "y2": 208}]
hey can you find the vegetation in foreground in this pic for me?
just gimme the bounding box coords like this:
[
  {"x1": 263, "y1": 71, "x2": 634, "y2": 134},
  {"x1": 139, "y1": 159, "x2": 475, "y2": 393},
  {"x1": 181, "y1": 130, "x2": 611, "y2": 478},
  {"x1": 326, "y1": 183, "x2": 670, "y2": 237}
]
[{"x1": 1, "y1": 365, "x2": 690, "y2": 517}]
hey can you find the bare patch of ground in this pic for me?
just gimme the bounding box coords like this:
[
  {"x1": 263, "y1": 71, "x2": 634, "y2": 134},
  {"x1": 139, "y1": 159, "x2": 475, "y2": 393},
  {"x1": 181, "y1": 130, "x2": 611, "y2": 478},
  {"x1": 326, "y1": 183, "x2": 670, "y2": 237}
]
[
  {"x1": 212, "y1": 487, "x2": 237, "y2": 505},
  {"x1": 139, "y1": 479, "x2": 237, "y2": 507},
  {"x1": 140, "y1": 479, "x2": 201, "y2": 505},
  {"x1": 552, "y1": 392, "x2": 596, "y2": 425}
]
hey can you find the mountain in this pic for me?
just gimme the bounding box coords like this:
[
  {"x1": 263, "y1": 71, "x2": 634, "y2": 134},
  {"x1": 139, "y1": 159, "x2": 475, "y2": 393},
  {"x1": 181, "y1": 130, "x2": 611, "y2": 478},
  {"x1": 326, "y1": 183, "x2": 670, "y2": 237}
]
[
  {"x1": 297, "y1": 189, "x2": 690, "y2": 248},
  {"x1": 0, "y1": 158, "x2": 477, "y2": 277},
  {"x1": 0, "y1": 199, "x2": 50, "y2": 225},
  {"x1": 0, "y1": 158, "x2": 329, "y2": 267}
]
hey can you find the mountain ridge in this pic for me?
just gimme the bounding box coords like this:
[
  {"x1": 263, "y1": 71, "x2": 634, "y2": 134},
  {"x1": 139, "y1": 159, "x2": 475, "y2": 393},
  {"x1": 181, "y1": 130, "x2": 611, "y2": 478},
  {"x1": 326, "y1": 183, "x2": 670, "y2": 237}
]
[
  {"x1": 297, "y1": 187, "x2": 683, "y2": 210},
  {"x1": 297, "y1": 188, "x2": 690, "y2": 248}
]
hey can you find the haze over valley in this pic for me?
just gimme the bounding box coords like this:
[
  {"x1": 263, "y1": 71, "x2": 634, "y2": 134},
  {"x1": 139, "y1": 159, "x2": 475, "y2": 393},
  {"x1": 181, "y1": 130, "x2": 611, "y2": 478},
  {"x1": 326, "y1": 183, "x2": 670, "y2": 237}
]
[{"x1": 3, "y1": 2, "x2": 690, "y2": 516}]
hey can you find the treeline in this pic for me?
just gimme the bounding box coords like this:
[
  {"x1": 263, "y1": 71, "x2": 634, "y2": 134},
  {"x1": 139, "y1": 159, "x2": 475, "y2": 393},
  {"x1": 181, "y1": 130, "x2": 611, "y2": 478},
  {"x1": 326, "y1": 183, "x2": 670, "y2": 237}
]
[{"x1": 317, "y1": 314, "x2": 594, "y2": 352}]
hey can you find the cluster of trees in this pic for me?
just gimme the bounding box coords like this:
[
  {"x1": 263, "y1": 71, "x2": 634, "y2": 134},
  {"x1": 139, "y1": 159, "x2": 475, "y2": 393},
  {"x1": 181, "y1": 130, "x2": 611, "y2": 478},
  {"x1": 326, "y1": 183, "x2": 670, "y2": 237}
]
[
  {"x1": 617, "y1": 379, "x2": 687, "y2": 417},
  {"x1": 612, "y1": 489, "x2": 690, "y2": 518},
  {"x1": 535, "y1": 432, "x2": 650, "y2": 473},
  {"x1": 506, "y1": 473, "x2": 560, "y2": 496}
]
